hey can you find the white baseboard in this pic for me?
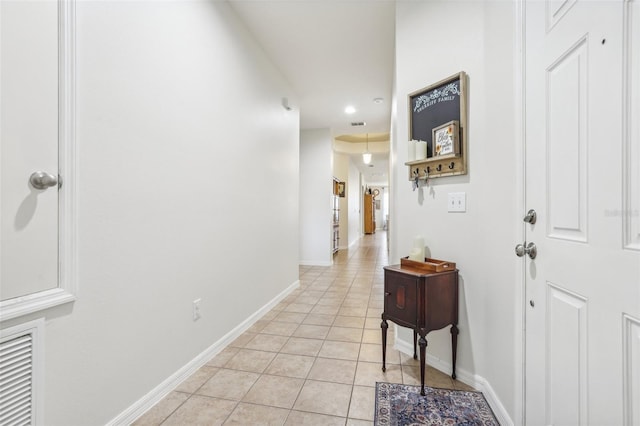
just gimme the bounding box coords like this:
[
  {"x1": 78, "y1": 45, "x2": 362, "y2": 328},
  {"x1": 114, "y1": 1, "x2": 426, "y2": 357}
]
[
  {"x1": 107, "y1": 280, "x2": 300, "y2": 426},
  {"x1": 394, "y1": 335, "x2": 513, "y2": 426},
  {"x1": 474, "y1": 375, "x2": 513, "y2": 426},
  {"x1": 299, "y1": 260, "x2": 332, "y2": 266}
]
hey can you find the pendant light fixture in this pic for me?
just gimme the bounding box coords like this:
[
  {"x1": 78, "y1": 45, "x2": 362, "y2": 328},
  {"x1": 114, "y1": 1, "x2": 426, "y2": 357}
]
[{"x1": 362, "y1": 133, "x2": 372, "y2": 164}]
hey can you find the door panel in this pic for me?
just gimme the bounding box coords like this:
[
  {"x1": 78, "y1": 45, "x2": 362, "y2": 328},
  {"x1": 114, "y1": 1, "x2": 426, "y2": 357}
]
[
  {"x1": 525, "y1": 1, "x2": 640, "y2": 425},
  {"x1": 1, "y1": 1, "x2": 59, "y2": 300},
  {"x1": 546, "y1": 37, "x2": 587, "y2": 242},
  {"x1": 546, "y1": 283, "x2": 587, "y2": 425},
  {"x1": 384, "y1": 270, "x2": 417, "y2": 328},
  {"x1": 546, "y1": 0, "x2": 577, "y2": 30}
]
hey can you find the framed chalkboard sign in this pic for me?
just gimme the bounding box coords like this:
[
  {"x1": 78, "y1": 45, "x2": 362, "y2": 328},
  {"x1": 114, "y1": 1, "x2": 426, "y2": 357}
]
[{"x1": 407, "y1": 71, "x2": 468, "y2": 179}]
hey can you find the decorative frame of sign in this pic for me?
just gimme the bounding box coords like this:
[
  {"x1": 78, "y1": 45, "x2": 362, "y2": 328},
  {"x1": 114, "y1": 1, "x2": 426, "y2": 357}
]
[{"x1": 432, "y1": 120, "x2": 460, "y2": 158}]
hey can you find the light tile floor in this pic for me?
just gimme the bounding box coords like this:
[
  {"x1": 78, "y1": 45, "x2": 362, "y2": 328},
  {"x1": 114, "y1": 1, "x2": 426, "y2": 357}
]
[{"x1": 134, "y1": 232, "x2": 474, "y2": 426}]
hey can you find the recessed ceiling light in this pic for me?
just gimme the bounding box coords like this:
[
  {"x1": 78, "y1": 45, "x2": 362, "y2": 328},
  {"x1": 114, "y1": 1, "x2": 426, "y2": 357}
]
[
  {"x1": 345, "y1": 106, "x2": 356, "y2": 114},
  {"x1": 373, "y1": 97, "x2": 384, "y2": 104}
]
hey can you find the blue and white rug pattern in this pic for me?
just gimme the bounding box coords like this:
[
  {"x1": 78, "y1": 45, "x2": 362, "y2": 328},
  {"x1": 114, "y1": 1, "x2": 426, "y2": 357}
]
[{"x1": 375, "y1": 382, "x2": 500, "y2": 426}]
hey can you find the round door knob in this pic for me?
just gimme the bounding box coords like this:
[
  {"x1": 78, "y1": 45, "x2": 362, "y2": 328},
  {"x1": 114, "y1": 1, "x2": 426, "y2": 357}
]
[
  {"x1": 29, "y1": 171, "x2": 59, "y2": 190},
  {"x1": 515, "y1": 242, "x2": 537, "y2": 259}
]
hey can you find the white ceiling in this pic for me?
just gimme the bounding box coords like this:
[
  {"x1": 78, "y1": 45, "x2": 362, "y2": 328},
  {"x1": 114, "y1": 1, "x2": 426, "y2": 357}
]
[{"x1": 228, "y1": 0, "x2": 395, "y2": 185}]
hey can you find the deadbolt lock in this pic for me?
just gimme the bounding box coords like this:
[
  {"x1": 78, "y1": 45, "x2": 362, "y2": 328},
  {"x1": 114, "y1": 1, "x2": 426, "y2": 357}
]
[{"x1": 523, "y1": 209, "x2": 537, "y2": 224}]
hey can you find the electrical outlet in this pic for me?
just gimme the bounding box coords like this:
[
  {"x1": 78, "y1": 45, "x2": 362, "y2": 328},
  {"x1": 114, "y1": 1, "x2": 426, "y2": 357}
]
[
  {"x1": 448, "y1": 192, "x2": 466, "y2": 212},
  {"x1": 193, "y1": 298, "x2": 201, "y2": 321}
]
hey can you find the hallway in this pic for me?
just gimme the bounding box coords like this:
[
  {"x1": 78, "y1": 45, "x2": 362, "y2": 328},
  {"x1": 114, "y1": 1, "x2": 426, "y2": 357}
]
[{"x1": 134, "y1": 232, "x2": 473, "y2": 425}]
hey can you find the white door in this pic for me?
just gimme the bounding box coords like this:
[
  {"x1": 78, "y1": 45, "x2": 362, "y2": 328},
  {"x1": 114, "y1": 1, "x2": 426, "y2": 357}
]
[
  {"x1": 1, "y1": 2, "x2": 61, "y2": 305},
  {"x1": 524, "y1": 1, "x2": 640, "y2": 425}
]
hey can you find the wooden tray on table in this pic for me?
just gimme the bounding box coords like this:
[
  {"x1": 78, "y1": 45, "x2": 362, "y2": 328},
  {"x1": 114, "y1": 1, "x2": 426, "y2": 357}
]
[{"x1": 400, "y1": 257, "x2": 456, "y2": 273}]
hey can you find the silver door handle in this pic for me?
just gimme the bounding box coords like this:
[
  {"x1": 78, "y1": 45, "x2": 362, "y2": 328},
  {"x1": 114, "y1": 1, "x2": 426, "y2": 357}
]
[
  {"x1": 29, "y1": 171, "x2": 59, "y2": 190},
  {"x1": 515, "y1": 242, "x2": 537, "y2": 259},
  {"x1": 523, "y1": 209, "x2": 537, "y2": 224}
]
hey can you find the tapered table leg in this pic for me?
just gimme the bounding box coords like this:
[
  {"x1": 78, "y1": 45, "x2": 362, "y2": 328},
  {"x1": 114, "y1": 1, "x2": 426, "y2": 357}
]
[
  {"x1": 381, "y1": 318, "x2": 388, "y2": 372},
  {"x1": 450, "y1": 324, "x2": 458, "y2": 380},
  {"x1": 413, "y1": 329, "x2": 418, "y2": 359},
  {"x1": 418, "y1": 335, "x2": 427, "y2": 396}
]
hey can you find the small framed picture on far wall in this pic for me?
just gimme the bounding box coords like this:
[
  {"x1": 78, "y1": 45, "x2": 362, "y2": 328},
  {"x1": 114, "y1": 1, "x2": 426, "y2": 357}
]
[{"x1": 337, "y1": 182, "x2": 346, "y2": 197}]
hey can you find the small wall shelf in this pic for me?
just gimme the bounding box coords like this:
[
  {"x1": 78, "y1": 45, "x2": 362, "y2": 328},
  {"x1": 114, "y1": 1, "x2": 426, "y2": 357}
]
[{"x1": 405, "y1": 154, "x2": 466, "y2": 181}]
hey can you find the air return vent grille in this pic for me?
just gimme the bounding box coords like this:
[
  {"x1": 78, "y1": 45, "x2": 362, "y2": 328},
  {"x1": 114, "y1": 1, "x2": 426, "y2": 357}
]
[
  {"x1": 0, "y1": 320, "x2": 42, "y2": 426},
  {"x1": 0, "y1": 334, "x2": 33, "y2": 425}
]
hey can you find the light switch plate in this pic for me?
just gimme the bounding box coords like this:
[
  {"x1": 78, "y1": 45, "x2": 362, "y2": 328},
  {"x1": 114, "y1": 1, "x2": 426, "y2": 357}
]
[{"x1": 448, "y1": 192, "x2": 466, "y2": 212}]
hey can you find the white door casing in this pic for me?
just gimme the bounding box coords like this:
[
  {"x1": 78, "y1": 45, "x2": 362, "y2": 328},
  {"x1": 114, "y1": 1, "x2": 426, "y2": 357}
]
[
  {"x1": 622, "y1": 2, "x2": 640, "y2": 425},
  {"x1": 524, "y1": 1, "x2": 640, "y2": 425},
  {"x1": 623, "y1": 0, "x2": 640, "y2": 252},
  {"x1": 0, "y1": 0, "x2": 76, "y2": 322}
]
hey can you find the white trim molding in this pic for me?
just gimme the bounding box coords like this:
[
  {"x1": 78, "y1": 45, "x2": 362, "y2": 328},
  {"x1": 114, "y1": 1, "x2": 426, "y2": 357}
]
[
  {"x1": 0, "y1": 288, "x2": 75, "y2": 322},
  {"x1": 109, "y1": 279, "x2": 300, "y2": 426},
  {"x1": 299, "y1": 260, "x2": 333, "y2": 267},
  {"x1": 623, "y1": 0, "x2": 640, "y2": 251},
  {"x1": 623, "y1": 313, "x2": 640, "y2": 426},
  {"x1": 0, "y1": 0, "x2": 77, "y2": 322},
  {"x1": 514, "y1": 0, "x2": 527, "y2": 424}
]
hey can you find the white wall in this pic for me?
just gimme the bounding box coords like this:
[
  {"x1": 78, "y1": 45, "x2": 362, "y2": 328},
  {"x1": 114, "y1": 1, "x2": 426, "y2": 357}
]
[
  {"x1": 1, "y1": 2, "x2": 300, "y2": 425},
  {"x1": 299, "y1": 128, "x2": 333, "y2": 265},
  {"x1": 393, "y1": 1, "x2": 518, "y2": 421},
  {"x1": 347, "y1": 160, "x2": 362, "y2": 248}
]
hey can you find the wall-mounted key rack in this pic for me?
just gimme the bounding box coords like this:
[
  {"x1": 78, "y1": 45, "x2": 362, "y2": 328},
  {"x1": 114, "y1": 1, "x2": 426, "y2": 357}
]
[{"x1": 406, "y1": 155, "x2": 466, "y2": 181}]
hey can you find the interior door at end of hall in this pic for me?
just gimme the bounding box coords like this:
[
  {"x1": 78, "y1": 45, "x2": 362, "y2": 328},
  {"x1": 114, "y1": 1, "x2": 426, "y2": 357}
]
[
  {"x1": 524, "y1": 1, "x2": 640, "y2": 425},
  {"x1": 1, "y1": 1, "x2": 60, "y2": 301}
]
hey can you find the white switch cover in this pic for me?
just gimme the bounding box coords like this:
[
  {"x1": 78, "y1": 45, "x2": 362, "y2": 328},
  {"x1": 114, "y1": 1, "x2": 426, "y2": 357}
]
[
  {"x1": 448, "y1": 192, "x2": 466, "y2": 212},
  {"x1": 193, "y1": 298, "x2": 202, "y2": 321}
]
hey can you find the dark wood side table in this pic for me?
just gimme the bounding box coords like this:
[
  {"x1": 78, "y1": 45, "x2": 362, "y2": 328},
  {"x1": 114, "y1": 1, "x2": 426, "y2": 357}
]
[{"x1": 381, "y1": 264, "x2": 459, "y2": 396}]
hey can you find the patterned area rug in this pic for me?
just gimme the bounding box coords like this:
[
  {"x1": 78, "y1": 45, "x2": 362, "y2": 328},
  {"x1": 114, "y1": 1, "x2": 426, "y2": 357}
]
[{"x1": 375, "y1": 382, "x2": 499, "y2": 425}]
